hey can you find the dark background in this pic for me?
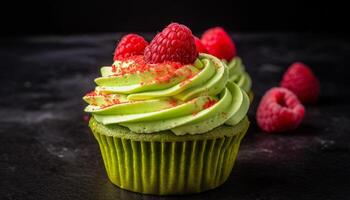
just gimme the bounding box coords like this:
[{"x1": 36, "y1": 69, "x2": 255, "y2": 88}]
[
  {"x1": 0, "y1": 0, "x2": 348, "y2": 36},
  {"x1": 1, "y1": 1, "x2": 350, "y2": 200}
]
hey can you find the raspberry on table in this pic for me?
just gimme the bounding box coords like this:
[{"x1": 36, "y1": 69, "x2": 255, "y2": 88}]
[
  {"x1": 144, "y1": 23, "x2": 198, "y2": 64},
  {"x1": 281, "y1": 62, "x2": 320, "y2": 103},
  {"x1": 113, "y1": 34, "x2": 148, "y2": 60},
  {"x1": 256, "y1": 87, "x2": 305, "y2": 133},
  {"x1": 201, "y1": 27, "x2": 236, "y2": 61}
]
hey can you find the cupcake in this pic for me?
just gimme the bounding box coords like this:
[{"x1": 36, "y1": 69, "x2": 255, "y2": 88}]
[
  {"x1": 199, "y1": 27, "x2": 253, "y2": 102},
  {"x1": 83, "y1": 23, "x2": 250, "y2": 195}
]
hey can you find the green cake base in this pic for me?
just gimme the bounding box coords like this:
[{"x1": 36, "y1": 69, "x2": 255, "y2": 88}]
[{"x1": 89, "y1": 116, "x2": 249, "y2": 195}]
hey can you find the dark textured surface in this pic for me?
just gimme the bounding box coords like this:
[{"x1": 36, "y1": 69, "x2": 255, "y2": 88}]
[{"x1": 0, "y1": 33, "x2": 349, "y2": 200}]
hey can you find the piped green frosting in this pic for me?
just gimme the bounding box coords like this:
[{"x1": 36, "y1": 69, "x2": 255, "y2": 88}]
[
  {"x1": 83, "y1": 53, "x2": 250, "y2": 135},
  {"x1": 225, "y1": 57, "x2": 252, "y2": 93}
]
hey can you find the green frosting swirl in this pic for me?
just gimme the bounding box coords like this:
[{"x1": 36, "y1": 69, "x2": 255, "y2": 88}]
[
  {"x1": 225, "y1": 57, "x2": 252, "y2": 93},
  {"x1": 83, "y1": 53, "x2": 249, "y2": 135}
]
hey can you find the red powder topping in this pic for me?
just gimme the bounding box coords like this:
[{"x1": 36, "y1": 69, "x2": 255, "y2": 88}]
[
  {"x1": 155, "y1": 74, "x2": 173, "y2": 83},
  {"x1": 111, "y1": 65, "x2": 117, "y2": 72},
  {"x1": 111, "y1": 56, "x2": 149, "y2": 76},
  {"x1": 112, "y1": 99, "x2": 121, "y2": 104},
  {"x1": 86, "y1": 91, "x2": 97, "y2": 96},
  {"x1": 162, "y1": 61, "x2": 183, "y2": 70},
  {"x1": 186, "y1": 67, "x2": 195, "y2": 79},
  {"x1": 179, "y1": 68, "x2": 195, "y2": 87},
  {"x1": 153, "y1": 62, "x2": 184, "y2": 83},
  {"x1": 168, "y1": 99, "x2": 178, "y2": 107},
  {"x1": 186, "y1": 73, "x2": 194, "y2": 79},
  {"x1": 100, "y1": 105, "x2": 110, "y2": 109},
  {"x1": 203, "y1": 99, "x2": 218, "y2": 109},
  {"x1": 99, "y1": 95, "x2": 123, "y2": 109},
  {"x1": 112, "y1": 55, "x2": 185, "y2": 84}
]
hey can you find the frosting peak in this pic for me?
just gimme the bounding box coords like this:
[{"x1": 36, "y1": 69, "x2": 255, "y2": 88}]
[{"x1": 226, "y1": 57, "x2": 252, "y2": 93}]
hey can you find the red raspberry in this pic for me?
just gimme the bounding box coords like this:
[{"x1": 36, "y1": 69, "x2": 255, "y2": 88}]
[
  {"x1": 201, "y1": 27, "x2": 236, "y2": 61},
  {"x1": 194, "y1": 36, "x2": 208, "y2": 53},
  {"x1": 281, "y1": 62, "x2": 320, "y2": 103},
  {"x1": 113, "y1": 34, "x2": 148, "y2": 60},
  {"x1": 256, "y1": 87, "x2": 305, "y2": 133},
  {"x1": 144, "y1": 23, "x2": 198, "y2": 64}
]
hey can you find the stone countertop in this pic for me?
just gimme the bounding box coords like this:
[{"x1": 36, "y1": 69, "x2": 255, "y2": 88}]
[{"x1": 0, "y1": 33, "x2": 349, "y2": 200}]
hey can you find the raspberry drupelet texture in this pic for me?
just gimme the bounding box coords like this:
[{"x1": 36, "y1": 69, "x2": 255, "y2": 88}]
[
  {"x1": 113, "y1": 34, "x2": 148, "y2": 60},
  {"x1": 144, "y1": 23, "x2": 198, "y2": 64},
  {"x1": 256, "y1": 87, "x2": 305, "y2": 133},
  {"x1": 201, "y1": 27, "x2": 236, "y2": 61},
  {"x1": 281, "y1": 62, "x2": 320, "y2": 103}
]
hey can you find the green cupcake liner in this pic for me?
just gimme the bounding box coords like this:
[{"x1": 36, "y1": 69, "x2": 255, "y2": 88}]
[{"x1": 89, "y1": 117, "x2": 249, "y2": 195}]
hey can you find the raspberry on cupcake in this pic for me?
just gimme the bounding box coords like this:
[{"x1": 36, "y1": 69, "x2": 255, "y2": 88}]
[
  {"x1": 113, "y1": 33, "x2": 148, "y2": 60},
  {"x1": 144, "y1": 23, "x2": 197, "y2": 64}
]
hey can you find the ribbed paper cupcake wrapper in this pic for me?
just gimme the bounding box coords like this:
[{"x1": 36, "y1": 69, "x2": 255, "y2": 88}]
[{"x1": 90, "y1": 118, "x2": 249, "y2": 195}]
